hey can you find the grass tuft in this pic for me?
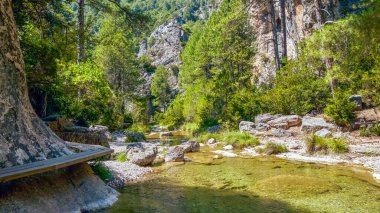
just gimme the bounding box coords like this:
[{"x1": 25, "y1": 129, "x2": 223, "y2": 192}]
[
  {"x1": 305, "y1": 135, "x2": 349, "y2": 154},
  {"x1": 194, "y1": 131, "x2": 260, "y2": 148},
  {"x1": 116, "y1": 153, "x2": 127, "y2": 162},
  {"x1": 256, "y1": 142, "x2": 288, "y2": 155}
]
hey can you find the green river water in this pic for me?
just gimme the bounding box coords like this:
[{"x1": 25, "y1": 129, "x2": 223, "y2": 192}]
[{"x1": 105, "y1": 148, "x2": 380, "y2": 213}]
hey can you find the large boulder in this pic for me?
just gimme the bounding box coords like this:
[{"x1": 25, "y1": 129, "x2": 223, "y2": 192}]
[
  {"x1": 165, "y1": 146, "x2": 185, "y2": 162},
  {"x1": 126, "y1": 143, "x2": 158, "y2": 166},
  {"x1": 267, "y1": 115, "x2": 302, "y2": 129},
  {"x1": 0, "y1": 163, "x2": 118, "y2": 212},
  {"x1": 239, "y1": 121, "x2": 255, "y2": 133},
  {"x1": 180, "y1": 141, "x2": 200, "y2": 153},
  {"x1": 349, "y1": 95, "x2": 362, "y2": 110},
  {"x1": 301, "y1": 116, "x2": 336, "y2": 132}
]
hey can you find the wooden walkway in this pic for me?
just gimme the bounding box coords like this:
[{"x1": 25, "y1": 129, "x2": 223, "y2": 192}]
[{"x1": 0, "y1": 142, "x2": 113, "y2": 182}]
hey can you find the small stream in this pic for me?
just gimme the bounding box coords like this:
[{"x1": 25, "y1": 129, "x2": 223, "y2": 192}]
[{"x1": 105, "y1": 133, "x2": 380, "y2": 213}]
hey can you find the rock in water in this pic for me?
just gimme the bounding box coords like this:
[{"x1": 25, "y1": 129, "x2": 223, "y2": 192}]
[
  {"x1": 126, "y1": 143, "x2": 158, "y2": 166},
  {"x1": 165, "y1": 146, "x2": 185, "y2": 162},
  {"x1": 0, "y1": 163, "x2": 118, "y2": 212},
  {"x1": 181, "y1": 141, "x2": 200, "y2": 153}
]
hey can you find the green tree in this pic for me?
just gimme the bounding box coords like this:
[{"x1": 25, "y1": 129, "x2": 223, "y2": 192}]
[{"x1": 151, "y1": 65, "x2": 171, "y2": 112}]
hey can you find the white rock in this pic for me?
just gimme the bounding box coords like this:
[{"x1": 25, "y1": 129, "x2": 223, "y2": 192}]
[
  {"x1": 207, "y1": 138, "x2": 216, "y2": 144},
  {"x1": 315, "y1": 129, "x2": 332, "y2": 137},
  {"x1": 223, "y1": 145, "x2": 233, "y2": 150},
  {"x1": 212, "y1": 150, "x2": 238, "y2": 157}
]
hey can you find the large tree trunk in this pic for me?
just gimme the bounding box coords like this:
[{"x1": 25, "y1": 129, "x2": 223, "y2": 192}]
[
  {"x1": 268, "y1": 0, "x2": 281, "y2": 70},
  {"x1": 77, "y1": 0, "x2": 85, "y2": 64},
  {"x1": 0, "y1": 0, "x2": 72, "y2": 168},
  {"x1": 280, "y1": 0, "x2": 287, "y2": 59}
]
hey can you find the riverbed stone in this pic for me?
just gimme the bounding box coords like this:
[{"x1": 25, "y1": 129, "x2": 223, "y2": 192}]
[
  {"x1": 126, "y1": 143, "x2": 158, "y2": 166},
  {"x1": 165, "y1": 146, "x2": 185, "y2": 162}
]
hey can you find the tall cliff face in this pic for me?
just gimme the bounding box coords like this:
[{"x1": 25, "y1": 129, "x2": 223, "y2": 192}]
[{"x1": 249, "y1": 0, "x2": 361, "y2": 84}]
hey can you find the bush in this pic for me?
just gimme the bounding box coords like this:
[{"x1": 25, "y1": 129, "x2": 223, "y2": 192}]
[
  {"x1": 256, "y1": 142, "x2": 288, "y2": 155},
  {"x1": 222, "y1": 132, "x2": 260, "y2": 148},
  {"x1": 325, "y1": 92, "x2": 356, "y2": 126},
  {"x1": 305, "y1": 135, "x2": 349, "y2": 154}
]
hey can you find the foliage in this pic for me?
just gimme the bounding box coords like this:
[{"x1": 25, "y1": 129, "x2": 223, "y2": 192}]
[
  {"x1": 264, "y1": 4, "x2": 380, "y2": 114},
  {"x1": 325, "y1": 92, "x2": 356, "y2": 125},
  {"x1": 256, "y1": 142, "x2": 288, "y2": 155},
  {"x1": 360, "y1": 123, "x2": 380, "y2": 137},
  {"x1": 305, "y1": 135, "x2": 349, "y2": 154},
  {"x1": 151, "y1": 65, "x2": 171, "y2": 112},
  {"x1": 174, "y1": 0, "x2": 258, "y2": 129}
]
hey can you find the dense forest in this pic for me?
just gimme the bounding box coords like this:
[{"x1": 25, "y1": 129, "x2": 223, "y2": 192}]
[{"x1": 13, "y1": 0, "x2": 379, "y2": 133}]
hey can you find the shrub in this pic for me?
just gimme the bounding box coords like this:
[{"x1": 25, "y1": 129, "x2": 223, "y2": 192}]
[
  {"x1": 305, "y1": 135, "x2": 349, "y2": 154},
  {"x1": 222, "y1": 132, "x2": 260, "y2": 148},
  {"x1": 325, "y1": 92, "x2": 356, "y2": 126},
  {"x1": 116, "y1": 153, "x2": 127, "y2": 162},
  {"x1": 91, "y1": 163, "x2": 113, "y2": 182},
  {"x1": 256, "y1": 142, "x2": 288, "y2": 155}
]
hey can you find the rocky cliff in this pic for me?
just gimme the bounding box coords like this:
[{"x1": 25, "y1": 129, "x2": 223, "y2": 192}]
[{"x1": 249, "y1": 0, "x2": 362, "y2": 84}]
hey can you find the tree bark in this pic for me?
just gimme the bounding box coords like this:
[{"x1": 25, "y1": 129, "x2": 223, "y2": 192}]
[
  {"x1": 280, "y1": 0, "x2": 287, "y2": 59},
  {"x1": 0, "y1": 0, "x2": 72, "y2": 168},
  {"x1": 268, "y1": 0, "x2": 281, "y2": 70},
  {"x1": 77, "y1": 0, "x2": 85, "y2": 64}
]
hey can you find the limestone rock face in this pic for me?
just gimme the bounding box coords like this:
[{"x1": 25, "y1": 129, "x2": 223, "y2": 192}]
[
  {"x1": 126, "y1": 143, "x2": 158, "y2": 166},
  {"x1": 0, "y1": 163, "x2": 119, "y2": 212},
  {"x1": 249, "y1": 0, "x2": 361, "y2": 84}
]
